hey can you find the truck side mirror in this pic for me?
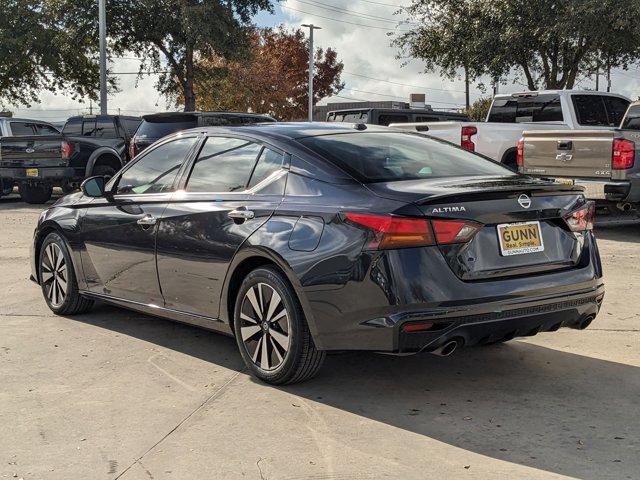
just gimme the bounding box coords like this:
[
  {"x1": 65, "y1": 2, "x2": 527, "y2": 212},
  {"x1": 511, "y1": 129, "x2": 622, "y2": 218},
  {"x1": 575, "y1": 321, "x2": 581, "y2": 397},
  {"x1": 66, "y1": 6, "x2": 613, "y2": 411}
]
[{"x1": 81, "y1": 176, "x2": 106, "y2": 197}]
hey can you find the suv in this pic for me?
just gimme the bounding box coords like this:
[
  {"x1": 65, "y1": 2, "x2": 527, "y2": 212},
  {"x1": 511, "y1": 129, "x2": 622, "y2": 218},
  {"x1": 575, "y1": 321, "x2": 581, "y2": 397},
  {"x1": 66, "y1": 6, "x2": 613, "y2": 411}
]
[
  {"x1": 62, "y1": 114, "x2": 142, "y2": 179},
  {"x1": 130, "y1": 111, "x2": 276, "y2": 157}
]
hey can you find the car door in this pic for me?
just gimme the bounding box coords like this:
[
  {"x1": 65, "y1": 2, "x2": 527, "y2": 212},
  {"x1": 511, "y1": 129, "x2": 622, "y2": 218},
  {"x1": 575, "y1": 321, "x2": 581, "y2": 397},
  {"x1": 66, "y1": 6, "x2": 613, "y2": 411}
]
[
  {"x1": 156, "y1": 135, "x2": 287, "y2": 318},
  {"x1": 79, "y1": 136, "x2": 199, "y2": 304}
]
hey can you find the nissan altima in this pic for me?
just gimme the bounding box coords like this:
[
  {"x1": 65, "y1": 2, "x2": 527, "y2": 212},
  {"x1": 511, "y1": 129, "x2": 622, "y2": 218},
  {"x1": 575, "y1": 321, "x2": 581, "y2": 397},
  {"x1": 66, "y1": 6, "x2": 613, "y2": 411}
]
[{"x1": 30, "y1": 123, "x2": 604, "y2": 384}]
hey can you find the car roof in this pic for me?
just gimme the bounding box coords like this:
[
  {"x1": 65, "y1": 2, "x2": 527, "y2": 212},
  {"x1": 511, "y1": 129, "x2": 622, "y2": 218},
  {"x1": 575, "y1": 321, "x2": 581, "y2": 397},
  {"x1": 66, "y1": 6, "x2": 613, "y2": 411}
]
[
  {"x1": 1, "y1": 117, "x2": 56, "y2": 124},
  {"x1": 142, "y1": 111, "x2": 275, "y2": 121},
  {"x1": 179, "y1": 121, "x2": 392, "y2": 140},
  {"x1": 494, "y1": 90, "x2": 630, "y2": 100}
]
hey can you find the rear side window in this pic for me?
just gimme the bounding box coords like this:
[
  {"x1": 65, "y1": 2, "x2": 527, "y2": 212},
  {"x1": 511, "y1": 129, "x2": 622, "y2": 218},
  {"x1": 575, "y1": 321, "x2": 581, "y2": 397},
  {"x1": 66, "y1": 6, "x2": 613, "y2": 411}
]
[
  {"x1": 10, "y1": 122, "x2": 35, "y2": 135},
  {"x1": 298, "y1": 132, "x2": 513, "y2": 183},
  {"x1": 82, "y1": 119, "x2": 97, "y2": 136},
  {"x1": 622, "y1": 105, "x2": 640, "y2": 130},
  {"x1": 185, "y1": 137, "x2": 262, "y2": 192},
  {"x1": 378, "y1": 114, "x2": 409, "y2": 126},
  {"x1": 95, "y1": 117, "x2": 117, "y2": 138},
  {"x1": 121, "y1": 118, "x2": 142, "y2": 136},
  {"x1": 35, "y1": 124, "x2": 59, "y2": 135},
  {"x1": 248, "y1": 148, "x2": 284, "y2": 188},
  {"x1": 415, "y1": 116, "x2": 440, "y2": 122},
  {"x1": 604, "y1": 97, "x2": 630, "y2": 126},
  {"x1": 136, "y1": 116, "x2": 198, "y2": 139},
  {"x1": 488, "y1": 94, "x2": 563, "y2": 123},
  {"x1": 116, "y1": 137, "x2": 198, "y2": 194},
  {"x1": 62, "y1": 118, "x2": 82, "y2": 136},
  {"x1": 572, "y1": 95, "x2": 609, "y2": 126}
]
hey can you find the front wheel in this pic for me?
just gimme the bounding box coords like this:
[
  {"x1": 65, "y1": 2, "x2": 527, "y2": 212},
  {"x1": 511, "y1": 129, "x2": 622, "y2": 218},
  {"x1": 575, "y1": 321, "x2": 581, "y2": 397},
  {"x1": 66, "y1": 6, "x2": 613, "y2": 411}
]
[
  {"x1": 39, "y1": 232, "x2": 94, "y2": 315},
  {"x1": 19, "y1": 183, "x2": 52, "y2": 204},
  {"x1": 233, "y1": 267, "x2": 325, "y2": 385}
]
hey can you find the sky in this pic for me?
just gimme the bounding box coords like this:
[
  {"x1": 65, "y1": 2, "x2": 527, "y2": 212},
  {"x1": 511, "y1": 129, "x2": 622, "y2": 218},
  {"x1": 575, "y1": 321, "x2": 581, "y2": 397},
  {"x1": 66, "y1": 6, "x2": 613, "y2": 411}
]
[{"x1": 9, "y1": 0, "x2": 640, "y2": 122}]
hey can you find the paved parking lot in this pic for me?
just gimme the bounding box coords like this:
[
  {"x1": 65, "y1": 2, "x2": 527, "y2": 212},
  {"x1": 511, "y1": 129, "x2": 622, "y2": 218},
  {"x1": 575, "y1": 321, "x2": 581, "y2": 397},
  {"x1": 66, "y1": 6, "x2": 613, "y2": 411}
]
[{"x1": 1, "y1": 193, "x2": 639, "y2": 480}]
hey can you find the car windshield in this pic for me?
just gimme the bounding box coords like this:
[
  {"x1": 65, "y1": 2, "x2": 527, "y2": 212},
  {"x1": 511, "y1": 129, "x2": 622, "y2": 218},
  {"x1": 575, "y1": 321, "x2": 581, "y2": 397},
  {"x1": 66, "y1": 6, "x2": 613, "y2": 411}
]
[{"x1": 297, "y1": 131, "x2": 515, "y2": 183}]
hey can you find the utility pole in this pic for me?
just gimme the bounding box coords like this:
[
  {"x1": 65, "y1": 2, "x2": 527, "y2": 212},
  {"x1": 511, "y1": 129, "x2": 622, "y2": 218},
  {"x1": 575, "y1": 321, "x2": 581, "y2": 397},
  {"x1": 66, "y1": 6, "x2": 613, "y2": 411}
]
[
  {"x1": 98, "y1": 0, "x2": 108, "y2": 114},
  {"x1": 302, "y1": 24, "x2": 321, "y2": 122}
]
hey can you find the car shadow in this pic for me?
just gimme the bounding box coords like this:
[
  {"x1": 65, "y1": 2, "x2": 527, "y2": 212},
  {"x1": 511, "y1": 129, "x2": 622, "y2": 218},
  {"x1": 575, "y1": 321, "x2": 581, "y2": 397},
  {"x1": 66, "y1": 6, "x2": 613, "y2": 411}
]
[
  {"x1": 68, "y1": 303, "x2": 639, "y2": 480},
  {"x1": 597, "y1": 223, "x2": 640, "y2": 244}
]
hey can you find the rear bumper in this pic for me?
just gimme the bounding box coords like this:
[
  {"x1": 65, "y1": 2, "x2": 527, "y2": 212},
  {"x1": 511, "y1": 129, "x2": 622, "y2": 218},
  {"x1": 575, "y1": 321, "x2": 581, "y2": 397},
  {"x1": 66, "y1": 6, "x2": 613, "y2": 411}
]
[
  {"x1": 0, "y1": 166, "x2": 76, "y2": 183},
  {"x1": 575, "y1": 178, "x2": 637, "y2": 202}
]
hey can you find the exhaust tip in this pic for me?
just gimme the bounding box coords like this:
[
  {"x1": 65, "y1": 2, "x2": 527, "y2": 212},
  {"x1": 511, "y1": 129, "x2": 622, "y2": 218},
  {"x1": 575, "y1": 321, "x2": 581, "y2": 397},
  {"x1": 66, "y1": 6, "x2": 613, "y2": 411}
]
[
  {"x1": 431, "y1": 339, "x2": 461, "y2": 357},
  {"x1": 579, "y1": 316, "x2": 595, "y2": 330}
]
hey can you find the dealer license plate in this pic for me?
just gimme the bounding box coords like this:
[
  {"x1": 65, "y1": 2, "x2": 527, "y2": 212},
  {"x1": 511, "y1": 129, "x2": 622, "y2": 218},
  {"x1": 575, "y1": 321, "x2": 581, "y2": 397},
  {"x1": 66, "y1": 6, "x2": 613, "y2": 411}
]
[
  {"x1": 25, "y1": 168, "x2": 39, "y2": 177},
  {"x1": 497, "y1": 221, "x2": 544, "y2": 256}
]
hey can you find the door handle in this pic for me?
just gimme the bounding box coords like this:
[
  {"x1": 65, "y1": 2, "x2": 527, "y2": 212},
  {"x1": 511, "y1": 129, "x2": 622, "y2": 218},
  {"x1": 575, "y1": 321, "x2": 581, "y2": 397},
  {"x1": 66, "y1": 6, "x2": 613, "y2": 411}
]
[
  {"x1": 137, "y1": 214, "x2": 157, "y2": 226},
  {"x1": 228, "y1": 209, "x2": 255, "y2": 221}
]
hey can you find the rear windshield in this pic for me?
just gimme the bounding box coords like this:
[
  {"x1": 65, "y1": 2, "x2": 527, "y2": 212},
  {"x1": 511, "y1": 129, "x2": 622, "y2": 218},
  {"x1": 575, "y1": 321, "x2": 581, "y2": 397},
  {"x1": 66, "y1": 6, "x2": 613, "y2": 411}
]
[
  {"x1": 488, "y1": 94, "x2": 563, "y2": 123},
  {"x1": 621, "y1": 105, "x2": 640, "y2": 130},
  {"x1": 297, "y1": 132, "x2": 514, "y2": 183},
  {"x1": 136, "y1": 116, "x2": 197, "y2": 139}
]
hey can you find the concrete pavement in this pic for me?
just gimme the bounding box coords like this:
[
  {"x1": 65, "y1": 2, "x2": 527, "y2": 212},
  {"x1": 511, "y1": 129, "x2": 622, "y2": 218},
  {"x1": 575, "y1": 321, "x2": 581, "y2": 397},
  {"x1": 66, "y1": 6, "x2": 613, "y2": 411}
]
[{"x1": 1, "y1": 194, "x2": 638, "y2": 480}]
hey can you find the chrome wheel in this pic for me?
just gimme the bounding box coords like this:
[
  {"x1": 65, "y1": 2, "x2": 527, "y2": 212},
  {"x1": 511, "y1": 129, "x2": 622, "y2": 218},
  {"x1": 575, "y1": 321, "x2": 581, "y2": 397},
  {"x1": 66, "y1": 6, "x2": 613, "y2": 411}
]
[
  {"x1": 239, "y1": 282, "x2": 290, "y2": 371},
  {"x1": 41, "y1": 243, "x2": 67, "y2": 308}
]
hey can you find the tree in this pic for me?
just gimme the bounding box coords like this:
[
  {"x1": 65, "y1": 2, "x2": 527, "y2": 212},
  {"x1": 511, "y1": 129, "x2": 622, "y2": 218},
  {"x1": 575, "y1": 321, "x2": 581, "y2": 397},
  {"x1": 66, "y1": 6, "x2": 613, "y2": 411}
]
[
  {"x1": 464, "y1": 96, "x2": 492, "y2": 121},
  {"x1": 0, "y1": 0, "x2": 108, "y2": 107},
  {"x1": 194, "y1": 27, "x2": 344, "y2": 120},
  {"x1": 111, "y1": 0, "x2": 274, "y2": 111},
  {"x1": 396, "y1": 0, "x2": 640, "y2": 92}
]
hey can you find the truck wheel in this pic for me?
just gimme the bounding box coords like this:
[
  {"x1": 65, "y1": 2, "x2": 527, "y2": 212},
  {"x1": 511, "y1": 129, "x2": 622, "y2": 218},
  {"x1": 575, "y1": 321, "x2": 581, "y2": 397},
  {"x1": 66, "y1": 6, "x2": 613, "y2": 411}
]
[
  {"x1": 0, "y1": 179, "x2": 14, "y2": 197},
  {"x1": 92, "y1": 164, "x2": 117, "y2": 179},
  {"x1": 19, "y1": 184, "x2": 53, "y2": 204}
]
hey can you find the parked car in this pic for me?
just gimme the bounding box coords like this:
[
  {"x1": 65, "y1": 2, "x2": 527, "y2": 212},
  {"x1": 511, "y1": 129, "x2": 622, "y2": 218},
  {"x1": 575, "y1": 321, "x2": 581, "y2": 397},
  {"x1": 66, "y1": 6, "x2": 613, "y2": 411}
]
[
  {"x1": 326, "y1": 107, "x2": 468, "y2": 125},
  {"x1": 391, "y1": 90, "x2": 630, "y2": 169},
  {"x1": 0, "y1": 117, "x2": 64, "y2": 202},
  {"x1": 130, "y1": 111, "x2": 276, "y2": 157},
  {"x1": 31, "y1": 123, "x2": 603, "y2": 385},
  {"x1": 518, "y1": 100, "x2": 640, "y2": 213}
]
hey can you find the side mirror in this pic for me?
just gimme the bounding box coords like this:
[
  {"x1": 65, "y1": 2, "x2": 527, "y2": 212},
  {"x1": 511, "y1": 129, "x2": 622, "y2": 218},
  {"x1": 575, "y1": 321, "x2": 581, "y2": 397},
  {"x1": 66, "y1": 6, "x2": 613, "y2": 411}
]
[{"x1": 81, "y1": 176, "x2": 106, "y2": 197}]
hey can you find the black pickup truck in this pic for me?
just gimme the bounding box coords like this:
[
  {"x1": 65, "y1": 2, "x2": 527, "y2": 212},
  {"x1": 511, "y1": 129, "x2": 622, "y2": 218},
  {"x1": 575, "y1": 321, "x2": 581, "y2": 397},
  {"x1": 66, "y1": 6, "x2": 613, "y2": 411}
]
[{"x1": 0, "y1": 114, "x2": 141, "y2": 203}]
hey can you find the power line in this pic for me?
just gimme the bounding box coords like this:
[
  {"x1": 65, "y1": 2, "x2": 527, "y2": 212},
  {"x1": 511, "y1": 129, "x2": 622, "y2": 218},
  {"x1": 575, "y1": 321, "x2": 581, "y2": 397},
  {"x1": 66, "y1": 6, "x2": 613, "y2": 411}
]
[
  {"x1": 294, "y1": 0, "x2": 417, "y2": 25},
  {"x1": 352, "y1": 0, "x2": 410, "y2": 7},
  {"x1": 343, "y1": 71, "x2": 467, "y2": 94},
  {"x1": 281, "y1": 5, "x2": 411, "y2": 31}
]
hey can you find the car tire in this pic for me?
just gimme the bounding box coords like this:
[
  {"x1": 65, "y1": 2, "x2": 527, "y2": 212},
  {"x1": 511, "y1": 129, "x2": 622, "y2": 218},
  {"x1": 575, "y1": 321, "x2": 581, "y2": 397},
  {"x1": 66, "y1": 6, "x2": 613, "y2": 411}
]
[
  {"x1": 20, "y1": 183, "x2": 53, "y2": 204},
  {"x1": 39, "y1": 232, "x2": 94, "y2": 315},
  {"x1": 233, "y1": 266, "x2": 325, "y2": 385},
  {"x1": 92, "y1": 164, "x2": 117, "y2": 180},
  {"x1": 0, "y1": 179, "x2": 13, "y2": 197}
]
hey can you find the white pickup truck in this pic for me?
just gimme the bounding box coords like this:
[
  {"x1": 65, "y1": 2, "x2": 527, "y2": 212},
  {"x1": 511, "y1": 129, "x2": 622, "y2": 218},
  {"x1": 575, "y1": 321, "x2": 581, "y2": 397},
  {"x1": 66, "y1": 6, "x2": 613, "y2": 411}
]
[{"x1": 391, "y1": 90, "x2": 630, "y2": 169}]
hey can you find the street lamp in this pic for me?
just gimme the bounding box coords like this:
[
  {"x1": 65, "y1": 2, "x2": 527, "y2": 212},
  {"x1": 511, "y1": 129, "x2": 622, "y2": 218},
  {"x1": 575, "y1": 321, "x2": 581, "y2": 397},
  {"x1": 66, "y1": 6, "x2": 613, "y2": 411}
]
[{"x1": 301, "y1": 24, "x2": 321, "y2": 122}]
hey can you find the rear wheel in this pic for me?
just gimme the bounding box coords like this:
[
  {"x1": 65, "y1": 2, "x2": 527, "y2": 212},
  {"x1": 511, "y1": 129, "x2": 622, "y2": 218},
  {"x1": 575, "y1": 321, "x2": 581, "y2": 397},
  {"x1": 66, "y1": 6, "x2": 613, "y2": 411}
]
[
  {"x1": 233, "y1": 267, "x2": 325, "y2": 385},
  {"x1": 20, "y1": 183, "x2": 52, "y2": 204},
  {"x1": 39, "y1": 232, "x2": 94, "y2": 315}
]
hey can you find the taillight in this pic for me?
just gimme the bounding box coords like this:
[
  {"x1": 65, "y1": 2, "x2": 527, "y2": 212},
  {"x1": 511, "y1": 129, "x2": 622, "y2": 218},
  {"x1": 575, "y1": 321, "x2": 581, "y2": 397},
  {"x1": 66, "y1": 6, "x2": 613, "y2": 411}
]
[
  {"x1": 345, "y1": 213, "x2": 434, "y2": 249},
  {"x1": 61, "y1": 141, "x2": 73, "y2": 160},
  {"x1": 461, "y1": 126, "x2": 477, "y2": 152},
  {"x1": 516, "y1": 138, "x2": 524, "y2": 168},
  {"x1": 431, "y1": 219, "x2": 481, "y2": 244},
  {"x1": 564, "y1": 202, "x2": 595, "y2": 232},
  {"x1": 345, "y1": 213, "x2": 481, "y2": 249},
  {"x1": 612, "y1": 138, "x2": 634, "y2": 170}
]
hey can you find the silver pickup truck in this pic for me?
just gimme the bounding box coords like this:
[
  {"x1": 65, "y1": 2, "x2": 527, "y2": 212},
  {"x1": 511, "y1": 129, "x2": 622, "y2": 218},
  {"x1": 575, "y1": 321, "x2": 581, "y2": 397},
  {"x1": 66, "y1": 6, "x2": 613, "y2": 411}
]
[{"x1": 519, "y1": 101, "x2": 640, "y2": 214}]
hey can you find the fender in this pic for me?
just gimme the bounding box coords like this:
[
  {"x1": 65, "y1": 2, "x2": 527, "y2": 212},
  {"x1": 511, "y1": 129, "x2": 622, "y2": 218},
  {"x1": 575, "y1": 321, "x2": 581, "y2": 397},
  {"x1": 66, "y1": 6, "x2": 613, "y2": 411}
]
[{"x1": 85, "y1": 146, "x2": 124, "y2": 177}]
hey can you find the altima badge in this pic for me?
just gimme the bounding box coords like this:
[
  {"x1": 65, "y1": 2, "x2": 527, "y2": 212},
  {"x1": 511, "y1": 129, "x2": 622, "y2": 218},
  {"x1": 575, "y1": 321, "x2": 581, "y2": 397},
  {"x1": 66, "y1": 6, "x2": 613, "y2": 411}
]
[{"x1": 518, "y1": 194, "x2": 532, "y2": 209}]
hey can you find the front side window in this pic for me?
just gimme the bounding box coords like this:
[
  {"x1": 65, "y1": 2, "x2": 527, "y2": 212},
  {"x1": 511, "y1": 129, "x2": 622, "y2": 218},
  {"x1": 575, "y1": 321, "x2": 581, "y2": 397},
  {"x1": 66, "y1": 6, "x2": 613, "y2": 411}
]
[
  {"x1": 35, "y1": 124, "x2": 59, "y2": 135},
  {"x1": 604, "y1": 96, "x2": 630, "y2": 126},
  {"x1": 95, "y1": 117, "x2": 117, "y2": 138},
  {"x1": 62, "y1": 118, "x2": 82, "y2": 136},
  {"x1": 621, "y1": 105, "x2": 640, "y2": 130},
  {"x1": 185, "y1": 137, "x2": 262, "y2": 192},
  {"x1": 298, "y1": 132, "x2": 514, "y2": 183},
  {"x1": 116, "y1": 137, "x2": 198, "y2": 194},
  {"x1": 82, "y1": 119, "x2": 97, "y2": 136},
  {"x1": 10, "y1": 122, "x2": 35, "y2": 135}
]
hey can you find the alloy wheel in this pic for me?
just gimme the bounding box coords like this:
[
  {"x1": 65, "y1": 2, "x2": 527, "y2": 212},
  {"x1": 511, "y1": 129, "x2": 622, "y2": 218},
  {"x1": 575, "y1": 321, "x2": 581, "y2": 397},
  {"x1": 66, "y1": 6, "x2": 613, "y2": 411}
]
[
  {"x1": 239, "y1": 282, "x2": 291, "y2": 371},
  {"x1": 41, "y1": 243, "x2": 68, "y2": 308}
]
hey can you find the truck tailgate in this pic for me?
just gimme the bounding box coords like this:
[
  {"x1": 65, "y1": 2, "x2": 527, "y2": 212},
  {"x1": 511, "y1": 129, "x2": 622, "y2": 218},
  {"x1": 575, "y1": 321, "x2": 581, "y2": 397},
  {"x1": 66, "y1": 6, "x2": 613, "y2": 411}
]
[
  {"x1": 521, "y1": 130, "x2": 614, "y2": 179},
  {"x1": 0, "y1": 135, "x2": 65, "y2": 168}
]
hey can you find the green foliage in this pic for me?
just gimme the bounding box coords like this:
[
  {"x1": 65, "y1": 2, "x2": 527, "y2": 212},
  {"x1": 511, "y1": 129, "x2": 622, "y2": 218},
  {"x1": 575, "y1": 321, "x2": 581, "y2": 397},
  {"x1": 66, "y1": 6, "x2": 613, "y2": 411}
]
[
  {"x1": 0, "y1": 0, "x2": 110, "y2": 107},
  {"x1": 464, "y1": 97, "x2": 492, "y2": 121},
  {"x1": 396, "y1": 0, "x2": 640, "y2": 90}
]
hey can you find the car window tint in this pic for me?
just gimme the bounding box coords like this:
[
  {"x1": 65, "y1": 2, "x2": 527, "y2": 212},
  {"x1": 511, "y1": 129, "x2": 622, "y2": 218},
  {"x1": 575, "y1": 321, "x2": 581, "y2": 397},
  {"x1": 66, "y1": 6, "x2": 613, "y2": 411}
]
[
  {"x1": 116, "y1": 137, "x2": 198, "y2": 195},
  {"x1": 35, "y1": 124, "x2": 59, "y2": 135},
  {"x1": 136, "y1": 117, "x2": 197, "y2": 139},
  {"x1": 82, "y1": 119, "x2": 97, "y2": 136},
  {"x1": 621, "y1": 105, "x2": 640, "y2": 130},
  {"x1": 572, "y1": 95, "x2": 609, "y2": 126},
  {"x1": 604, "y1": 97, "x2": 630, "y2": 126},
  {"x1": 298, "y1": 131, "x2": 514, "y2": 183},
  {"x1": 415, "y1": 116, "x2": 440, "y2": 122},
  {"x1": 62, "y1": 118, "x2": 82, "y2": 136},
  {"x1": 122, "y1": 118, "x2": 142, "y2": 136},
  {"x1": 378, "y1": 114, "x2": 409, "y2": 126},
  {"x1": 186, "y1": 137, "x2": 262, "y2": 192},
  {"x1": 95, "y1": 117, "x2": 117, "y2": 138},
  {"x1": 10, "y1": 122, "x2": 35, "y2": 135},
  {"x1": 488, "y1": 94, "x2": 563, "y2": 123},
  {"x1": 248, "y1": 148, "x2": 284, "y2": 189}
]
